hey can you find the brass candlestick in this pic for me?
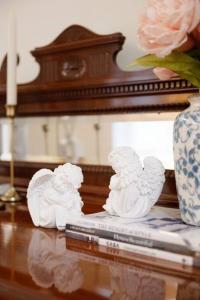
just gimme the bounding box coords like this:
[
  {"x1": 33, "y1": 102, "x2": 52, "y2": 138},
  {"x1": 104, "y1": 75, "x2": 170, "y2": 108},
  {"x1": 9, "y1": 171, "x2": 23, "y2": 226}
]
[{"x1": 1, "y1": 105, "x2": 21, "y2": 202}]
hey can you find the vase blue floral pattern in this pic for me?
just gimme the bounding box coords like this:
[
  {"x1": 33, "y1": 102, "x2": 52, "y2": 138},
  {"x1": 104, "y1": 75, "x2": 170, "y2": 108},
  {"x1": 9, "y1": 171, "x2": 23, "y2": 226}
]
[{"x1": 174, "y1": 94, "x2": 200, "y2": 226}]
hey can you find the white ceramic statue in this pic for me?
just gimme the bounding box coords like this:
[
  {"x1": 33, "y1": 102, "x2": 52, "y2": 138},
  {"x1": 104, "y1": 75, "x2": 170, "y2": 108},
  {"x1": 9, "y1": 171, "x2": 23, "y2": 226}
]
[
  {"x1": 27, "y1": 163, "x2": 84, "y2": 229},
  {"x1": 103, "y1": 147, "x2": 165, "y2": 218}
]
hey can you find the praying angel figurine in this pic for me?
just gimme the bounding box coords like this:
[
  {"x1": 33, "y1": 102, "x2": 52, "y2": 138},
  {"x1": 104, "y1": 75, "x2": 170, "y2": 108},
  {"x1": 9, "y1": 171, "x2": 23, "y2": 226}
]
[{"x1": 103, "y1": 147, "x2": 165, "y2": 218}]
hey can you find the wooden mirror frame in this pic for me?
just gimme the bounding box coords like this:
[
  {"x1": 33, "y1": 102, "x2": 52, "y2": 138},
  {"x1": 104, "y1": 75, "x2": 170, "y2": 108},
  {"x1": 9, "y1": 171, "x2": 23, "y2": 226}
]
[{"x1": 0, "y1": 25, "x2": 197, "y2": 212}]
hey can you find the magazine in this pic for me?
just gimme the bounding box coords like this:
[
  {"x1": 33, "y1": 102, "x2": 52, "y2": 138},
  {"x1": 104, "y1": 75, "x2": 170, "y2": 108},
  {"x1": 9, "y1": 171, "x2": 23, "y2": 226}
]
[{"x1": 65, "y1": 206, "x2": 200, "y2": 252}]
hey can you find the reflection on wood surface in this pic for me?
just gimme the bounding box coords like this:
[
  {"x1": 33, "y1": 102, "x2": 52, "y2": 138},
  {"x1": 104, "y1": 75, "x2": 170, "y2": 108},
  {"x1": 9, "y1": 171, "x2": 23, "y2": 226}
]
[{"x1": 0, "y1": 203, "x2": 200, "y2": 299}]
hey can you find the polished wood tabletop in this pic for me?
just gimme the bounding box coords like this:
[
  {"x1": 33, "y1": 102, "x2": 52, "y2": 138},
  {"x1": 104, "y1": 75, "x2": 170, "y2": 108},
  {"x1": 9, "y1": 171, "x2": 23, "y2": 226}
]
[{"x1": 0, "y1": 202, "x2": 200, "y2": 300}]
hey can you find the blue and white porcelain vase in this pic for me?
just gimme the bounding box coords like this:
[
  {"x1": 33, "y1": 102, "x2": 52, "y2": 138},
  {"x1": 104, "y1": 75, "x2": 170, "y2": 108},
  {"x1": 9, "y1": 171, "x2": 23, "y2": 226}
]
[{"x1": 174, "y1": 93, "x2": 200, "y2": 226}]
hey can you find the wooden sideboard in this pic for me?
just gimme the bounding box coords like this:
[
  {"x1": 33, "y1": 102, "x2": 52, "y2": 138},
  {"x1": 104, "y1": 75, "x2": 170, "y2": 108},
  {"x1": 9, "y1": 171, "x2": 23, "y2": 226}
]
[
  {"x1": 0, "y1": 26, "x2": 200, "y2": 298},
  {"x1": 0, "y1": 25, "x2": 197, "y2": 212}
]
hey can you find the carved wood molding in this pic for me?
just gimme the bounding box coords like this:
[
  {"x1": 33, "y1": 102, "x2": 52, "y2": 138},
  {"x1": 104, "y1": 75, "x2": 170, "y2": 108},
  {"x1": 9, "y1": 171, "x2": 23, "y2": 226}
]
[{"x1": 0, "y1": 82, "x2": 194, "y2": 116}]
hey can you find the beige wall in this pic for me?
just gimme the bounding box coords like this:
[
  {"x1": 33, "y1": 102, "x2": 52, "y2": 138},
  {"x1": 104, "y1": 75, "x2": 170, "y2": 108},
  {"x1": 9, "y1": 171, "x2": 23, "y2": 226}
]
[{"x1": 0, "y1": 0, "x2": 147, "y2": 83}]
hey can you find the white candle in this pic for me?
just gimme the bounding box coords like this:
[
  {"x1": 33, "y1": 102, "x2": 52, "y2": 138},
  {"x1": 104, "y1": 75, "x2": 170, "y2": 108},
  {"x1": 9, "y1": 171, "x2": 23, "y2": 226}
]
[{"x1": 6, "y1": 12, "x2": 17, "y2": 106}]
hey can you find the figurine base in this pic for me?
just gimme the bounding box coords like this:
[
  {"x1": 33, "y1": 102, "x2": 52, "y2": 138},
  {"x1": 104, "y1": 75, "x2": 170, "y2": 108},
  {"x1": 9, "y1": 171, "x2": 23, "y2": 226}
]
[{"x1": 0, "y1": 186, "x2": 21, "y2": 202}]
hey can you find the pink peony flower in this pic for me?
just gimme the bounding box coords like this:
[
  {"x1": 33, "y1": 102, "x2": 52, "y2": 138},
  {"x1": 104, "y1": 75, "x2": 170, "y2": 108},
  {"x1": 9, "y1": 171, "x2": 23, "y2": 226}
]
[
  {"x1": 153, "y1": 67, "x2": 178, "y2": 80},
  {"x1": 138, "y1": 0, "x2": 200, "y2": 57}
]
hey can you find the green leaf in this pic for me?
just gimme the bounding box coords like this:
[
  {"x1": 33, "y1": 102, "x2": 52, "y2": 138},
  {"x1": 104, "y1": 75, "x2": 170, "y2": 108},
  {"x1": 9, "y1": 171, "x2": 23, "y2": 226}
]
[{"x1": 130, "y1": 51, "x2": 200, "y2": 88}]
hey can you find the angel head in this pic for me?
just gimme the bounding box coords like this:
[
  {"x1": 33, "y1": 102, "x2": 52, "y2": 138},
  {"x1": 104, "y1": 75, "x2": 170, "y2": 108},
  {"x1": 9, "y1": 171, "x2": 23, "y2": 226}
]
[
  {"x1": 53, "y1": 163, "x2": 83, "y2": 193},
  {"x1": 108, "y1": 147, "x2": 142, "y2": 175}
]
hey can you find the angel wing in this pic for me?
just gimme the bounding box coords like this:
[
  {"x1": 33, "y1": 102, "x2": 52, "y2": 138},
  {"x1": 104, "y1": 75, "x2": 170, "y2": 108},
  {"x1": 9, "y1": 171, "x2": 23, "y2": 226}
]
[
  {"x1": 140, "y1": 156, "x2": 165, "y2": 206},
  {"x1": 27, "y1": 169, "x2": 53, "y2": 226}
]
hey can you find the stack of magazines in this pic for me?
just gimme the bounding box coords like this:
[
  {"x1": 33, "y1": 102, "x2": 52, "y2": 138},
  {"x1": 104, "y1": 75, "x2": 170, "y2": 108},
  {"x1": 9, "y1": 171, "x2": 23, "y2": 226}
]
[{"x1": 65, "y1": 206, "x2": 200, "y2": 267}]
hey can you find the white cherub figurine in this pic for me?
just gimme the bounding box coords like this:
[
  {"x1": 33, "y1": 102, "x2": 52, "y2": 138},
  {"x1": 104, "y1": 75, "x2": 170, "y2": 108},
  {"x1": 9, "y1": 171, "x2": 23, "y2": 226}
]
[
  {"x1": 27, "y1": 163, "x2": 83, "y2": 229},
  {"x1": 103, "y1": 147, "x2": 165, "y2": 218}
]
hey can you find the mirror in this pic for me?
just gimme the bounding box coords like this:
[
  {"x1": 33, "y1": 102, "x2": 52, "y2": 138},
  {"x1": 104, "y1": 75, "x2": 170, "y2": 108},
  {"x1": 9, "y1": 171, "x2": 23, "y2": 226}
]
[{"x1": 0, "y1": 112, "x2": 179, "y2": 169}]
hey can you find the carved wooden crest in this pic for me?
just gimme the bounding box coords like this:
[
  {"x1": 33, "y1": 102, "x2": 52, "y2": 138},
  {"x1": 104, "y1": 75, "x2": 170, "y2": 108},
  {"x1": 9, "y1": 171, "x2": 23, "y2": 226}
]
[
  {"x1": 0, "y1": 25, "x2": 196, "y2": 117},
  {"x1": 31, "y1": 25, "x2": 125, "y2": 84}
]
